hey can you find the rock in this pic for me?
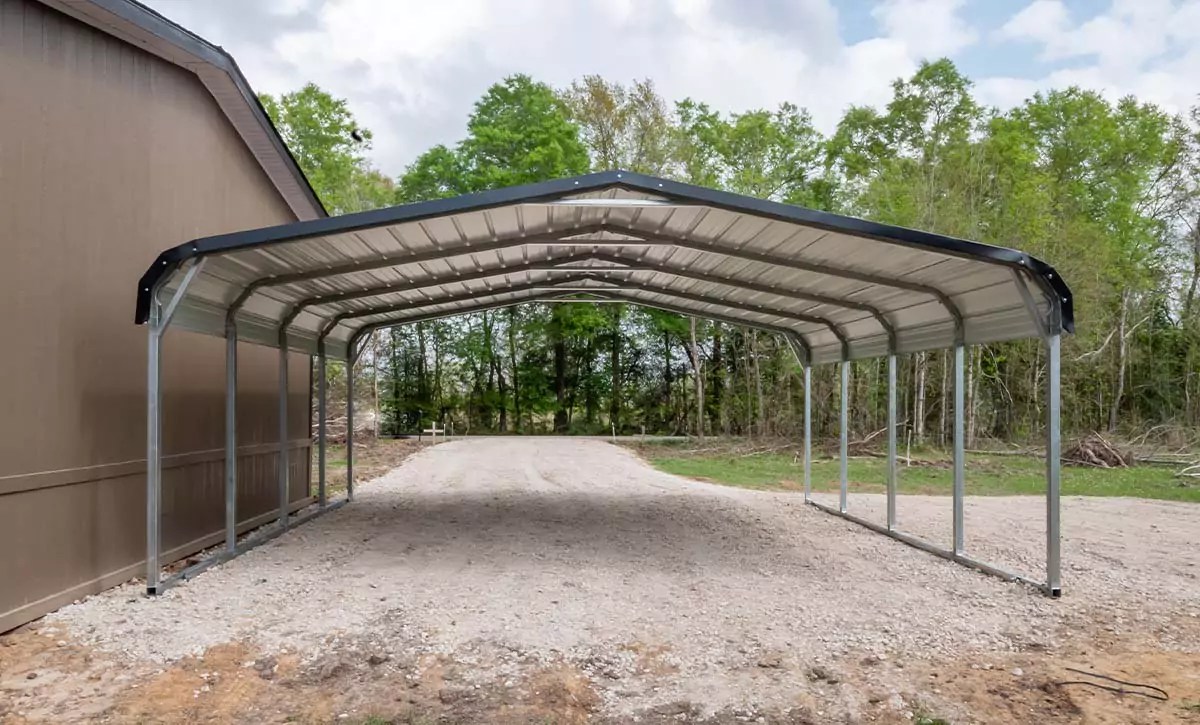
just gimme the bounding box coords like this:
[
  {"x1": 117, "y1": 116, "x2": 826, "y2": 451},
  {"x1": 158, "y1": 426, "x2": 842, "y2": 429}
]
[
  {"x1": 254, "y1": 656, "x2": 280, "y2": 681},
  {"x1": 438, "y1": 688, "x2": 468, "y2": 704},
  {"x1": 1011, "y1": 667, "x2": 1024, "y2": 677},
  {"x1": 367, "y1": 653, "x2": 390, "y2": 666},
  {"x1": 807, "y1": 666, "x2": 839, "y2": 684},
  {"x1": 25, "y1": 672, "x2": 37, "y2": 680},
  {"x1": 647, "y1": 701, "x2": 699, "y2": 718}
]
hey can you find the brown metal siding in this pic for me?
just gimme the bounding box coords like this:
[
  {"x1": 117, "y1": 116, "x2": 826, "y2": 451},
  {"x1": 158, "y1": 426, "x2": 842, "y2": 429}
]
[{"x1": 0, "y1": 0, "x2": 312, "y2": 631}]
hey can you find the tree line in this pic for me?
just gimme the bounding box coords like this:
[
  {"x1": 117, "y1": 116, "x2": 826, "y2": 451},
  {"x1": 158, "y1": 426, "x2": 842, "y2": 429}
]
[{"x1": 261, "y1": 60, "x2": 1200, "y2": 444}]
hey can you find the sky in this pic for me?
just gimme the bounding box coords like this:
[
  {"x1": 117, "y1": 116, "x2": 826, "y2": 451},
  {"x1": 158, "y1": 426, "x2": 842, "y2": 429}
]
[{"x1": 143, "y1": 0, "x2": 1200, "y2": 177}]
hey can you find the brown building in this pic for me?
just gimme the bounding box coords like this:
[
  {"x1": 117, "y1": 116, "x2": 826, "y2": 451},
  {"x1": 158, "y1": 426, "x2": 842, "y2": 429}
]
[{"x1": 0, "y1": 0, "x2": 324, "y2": 631}]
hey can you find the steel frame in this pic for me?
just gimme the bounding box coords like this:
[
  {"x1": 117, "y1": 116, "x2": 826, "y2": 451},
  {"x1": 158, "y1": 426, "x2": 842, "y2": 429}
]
[
  {"x1": 147, "y1": 279, "x2": 1064, "y2": 599},
  {"x1": 143, "y1": 192, "x2": 1066, "y2": 598},
  {"x1": 144, "y1": 262, "x2": 349, "y2": 596},
  {"x1": 796, "y1": 275, "x2": 1064, "y2": 597}
]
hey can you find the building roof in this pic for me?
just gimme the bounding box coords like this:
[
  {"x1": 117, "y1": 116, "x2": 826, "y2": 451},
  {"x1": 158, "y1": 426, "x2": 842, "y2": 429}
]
[
  {"x1": 40, "y1": 0, "x2": 326, "y2": 221},
  {"x1": 136, "y1": 171, "x2": 1072, "y2": 364}
]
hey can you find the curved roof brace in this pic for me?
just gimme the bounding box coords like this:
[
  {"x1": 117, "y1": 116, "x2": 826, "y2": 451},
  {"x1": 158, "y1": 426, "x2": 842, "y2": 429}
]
[
  {"x1": 283, "y1": 251, "x2": 609, "y2": 329},
  {"x1": 599, "y1": 226, "x2": 962, "y2": 345},
  {"x1": 784, "y1": 332, "x2": 811, "y2": 367},
  {"x1": 155, "y1": 259, "x2": 208, "y2": 330},
  {"x1": 1011, "y1": 268, "x2": 1051, "y2": 340},
  {"x1": 281, "y1": 251, "x2": 896, "y2": 342},
  {"x1": 229, "y1": 226, "x2": 614, "y2": 323},
  {"x1": 226, "y1": 228, "x2": 609, "y2": 326},
  {"x1": 560, "y1": 292, "x2": 819, "y2": 351},
  {"x1": 223, "y1": 223, "x2": 954, "y2": 337},
  {"x1": 590, "y1": 256, "x2": 897, "y2": 347},
  {"x1": 345, "y1": 291, "x2": 818, "y2": 362},
  {"x1": 551, "y1": 277, "x2": 851, "y2": 352},
  {"x1": 348, "y1": 296, "x2": 553, "y2": 353},
  {"x1": 324, "y1": 274, "x2": 844, "y2": 349}
]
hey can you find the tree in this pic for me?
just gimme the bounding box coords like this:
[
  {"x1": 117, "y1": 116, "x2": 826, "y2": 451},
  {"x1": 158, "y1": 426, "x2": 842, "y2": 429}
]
[
  {"x1": 674, "y1": 99, "x2": 829, "y2": 206},
  {"x1": 562, "y1": 76, "x2": 673, "y2": 173},
  {"x1": 259, "y1": 83, "x2": 392, "y2": 213},
  {"x1": 399, "y1": 75, "x2": 590, "y2": 202}
]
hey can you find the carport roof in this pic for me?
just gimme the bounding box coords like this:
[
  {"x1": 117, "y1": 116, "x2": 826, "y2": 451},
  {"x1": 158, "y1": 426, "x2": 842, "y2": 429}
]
[{"x1": 135, "y1": 170, "x2": 1072, "y2": 364}]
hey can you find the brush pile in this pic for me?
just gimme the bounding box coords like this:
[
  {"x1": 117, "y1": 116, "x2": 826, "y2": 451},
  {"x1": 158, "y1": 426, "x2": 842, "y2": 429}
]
[{"x1": 1063, "y1": 432, "x2": 1132, "y2": 468}]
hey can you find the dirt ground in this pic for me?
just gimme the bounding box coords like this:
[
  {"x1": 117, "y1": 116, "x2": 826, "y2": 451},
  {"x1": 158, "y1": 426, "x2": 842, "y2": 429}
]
[{"x1": 3, "y1": 437, "x2": 1199, "y2": 724}]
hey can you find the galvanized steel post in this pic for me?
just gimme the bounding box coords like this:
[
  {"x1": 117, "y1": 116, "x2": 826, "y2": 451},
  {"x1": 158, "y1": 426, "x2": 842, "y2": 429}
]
[
  {"x1": 224, "y1": 320, "x2": 237, "y2": 553},
  {"x1": 144, "y1": 259, "x2": 205, "y2": 595},
  {"x1": 886, "y1": 350, "x2": 898, "y2": 531},
  {"x1": 317, "y1": 345, "x2": 327, "y2": 508},
  {"x1": 346, "y1": 339, "x2": 356, "y2": 502},
  {"x1": 803, "y1": 364, "x2": 812, "y2": 503},
  {"x1": 953, "y1": 344, "x2": 966, "y2": 555},
  {"x1": 145, "y1": 301, "x2": 163, "y2": 595},
  {"x1": 839, "y1": 360, "x2": 849, "y2": 513},
  {"x1": 277, "y1": 330, "x2": 289, "y2": 529},
  {"x1": 1046, "y1": 328, "x2": 1062, "y2": 596}
]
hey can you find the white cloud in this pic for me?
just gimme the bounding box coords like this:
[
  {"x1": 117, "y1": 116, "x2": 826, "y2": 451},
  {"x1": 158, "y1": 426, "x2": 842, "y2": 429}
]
[
  {"x1": 148, "y1": 0, "x2": 939, "y2": 174},
  {"x1": 997, "y1": 0, "x2": 1071, "y2": 48},
  {"x1": 989, "y1": 0, "x2": 1200, "y2": 114},
  {"x1": 872, "y1": 0, "x2": 977, "y2": 57},
  {"x1": 999, "y1": 0, "x2": 1190, "y2": 69},
  {"x1": 143, "y1": 0, "x2": 1197, "y2": 178}
]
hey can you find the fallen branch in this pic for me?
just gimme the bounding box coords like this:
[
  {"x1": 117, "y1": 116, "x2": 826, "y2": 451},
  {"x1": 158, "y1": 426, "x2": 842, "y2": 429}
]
[
  {"x1": 965, "y1": 448, "x2": 1040, "y2": 457},
  {"x1": 1063, "y1": 432, "x2": 1131, "y2": 468},
  {"x1": 1175, "y1": 464, "x2": 1200, "y2": 479}
]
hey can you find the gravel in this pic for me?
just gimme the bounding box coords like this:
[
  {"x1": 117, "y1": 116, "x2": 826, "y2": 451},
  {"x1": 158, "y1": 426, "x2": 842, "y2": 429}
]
[{"x1": 49, "y1": 438, "x2": 1200, "y2": 713}]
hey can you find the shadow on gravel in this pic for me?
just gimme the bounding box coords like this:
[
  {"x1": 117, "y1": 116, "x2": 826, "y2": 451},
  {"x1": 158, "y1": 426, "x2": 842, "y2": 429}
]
[{"x1": 343, "y1": 490, "x2": 811, "y2": 573}]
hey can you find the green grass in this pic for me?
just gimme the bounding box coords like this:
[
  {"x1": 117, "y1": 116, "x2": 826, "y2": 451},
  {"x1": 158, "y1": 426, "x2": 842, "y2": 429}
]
[{"x1": 636, "y1": 444, "x2": 1200, "y2": 502}]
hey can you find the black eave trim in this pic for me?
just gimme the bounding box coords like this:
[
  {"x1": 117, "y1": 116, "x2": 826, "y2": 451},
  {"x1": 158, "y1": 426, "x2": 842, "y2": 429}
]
[{"x1": 134, "y1": 170, "x2": 1074, "y2": 333}]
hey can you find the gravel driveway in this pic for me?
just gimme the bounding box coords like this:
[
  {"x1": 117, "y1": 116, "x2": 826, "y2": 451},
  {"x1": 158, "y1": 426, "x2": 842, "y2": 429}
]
[{"x1": 47, "y1": 437, "x2": 1200, "y2": 720}]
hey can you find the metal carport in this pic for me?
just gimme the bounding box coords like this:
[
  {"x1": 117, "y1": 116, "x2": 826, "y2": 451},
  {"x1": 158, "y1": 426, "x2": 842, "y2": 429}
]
[{"x1": 135, "y1": 169, "x2": 1072, "y2": 596}]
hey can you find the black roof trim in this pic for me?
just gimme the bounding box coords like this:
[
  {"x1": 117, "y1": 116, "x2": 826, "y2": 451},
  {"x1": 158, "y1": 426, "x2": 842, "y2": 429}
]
[
  {"x1": 135, "y1": 170, "x2": 1073, "y2": 333},
  {"x1": 82, "y1": 0, "x2": 326, "y2": 218}
]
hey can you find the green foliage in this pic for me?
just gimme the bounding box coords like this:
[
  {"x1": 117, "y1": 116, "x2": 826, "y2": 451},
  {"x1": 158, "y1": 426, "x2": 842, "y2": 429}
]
[
  {"x1": 397, "y1": 74, "x2": 589, "y2": 201},
  {"x1": 674, "y1": 99, "x2": 830, "y2": 207},
  {"x1": 259, "y1": 83, "x2": 392, "y2": 213},
  {"x1": 561, "y1": 76, "x2": 673, "y2": 174}
]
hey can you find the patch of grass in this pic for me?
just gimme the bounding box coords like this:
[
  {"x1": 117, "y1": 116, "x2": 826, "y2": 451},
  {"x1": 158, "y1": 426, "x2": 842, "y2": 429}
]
[{"x1": 633, "y1": 443, "x2": 1200, "y2": 502}]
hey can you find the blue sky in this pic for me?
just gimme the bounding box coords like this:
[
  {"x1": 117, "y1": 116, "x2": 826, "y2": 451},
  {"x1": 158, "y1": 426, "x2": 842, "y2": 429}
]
[{"x1": 145, "y1": 0, "x2": 1199, "y2": 176}]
